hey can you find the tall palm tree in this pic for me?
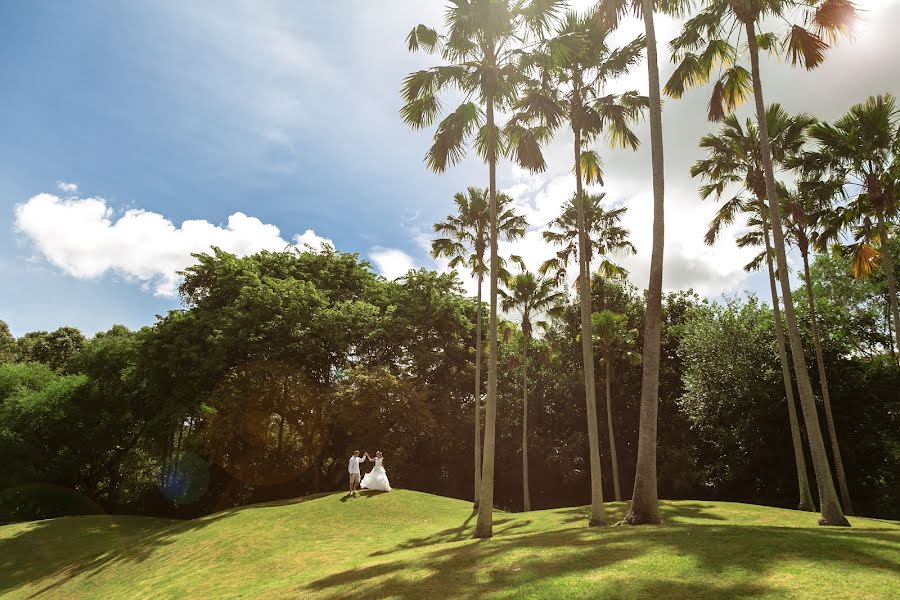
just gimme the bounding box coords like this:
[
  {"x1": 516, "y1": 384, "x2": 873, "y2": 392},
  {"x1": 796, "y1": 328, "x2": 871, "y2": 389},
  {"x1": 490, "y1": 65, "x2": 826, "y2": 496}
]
[
  {"x1": 665, "y1": 0, "x2": 856, "y2": 526},
  {"x1": 431, "y1": 187, "x2": 526, "y2": 509},
  {"x1": 808, "y1": 94, "x2": 900, "y2": 360},
  {"x1": 402, "y1": 0, "x2": 564, "y2": 539},
  {"x1": 595, "y1": 0, "x2": 689, "y2": 526},
  {"x1": 500, "y1": 268, "x2": 564, "y2": 512},
  {"x1": 513, "y1": 11, "x2": 645, "y2": 526},
  {"x1": 778, "y1": 183, "x2": 854, "y2": 514},
  {"x1": 591, "y1": 309, "x2": 640, "y2": 502},
  {"x1": 691, "y1": 105, "x2": 816, "y2": 511}
]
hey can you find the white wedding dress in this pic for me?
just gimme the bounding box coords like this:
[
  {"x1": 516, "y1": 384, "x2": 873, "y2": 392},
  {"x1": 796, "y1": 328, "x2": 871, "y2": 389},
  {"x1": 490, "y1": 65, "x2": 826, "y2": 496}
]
[{"x1": 360, "y1": 457, "x2": 392, "y2": 491}]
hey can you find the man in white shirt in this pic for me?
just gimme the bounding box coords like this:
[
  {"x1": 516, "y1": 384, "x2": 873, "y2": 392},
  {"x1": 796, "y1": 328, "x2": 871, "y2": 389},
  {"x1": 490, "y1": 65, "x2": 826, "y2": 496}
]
[{"x1": 348, "y1": 450, "x2": 369, "y2": 495}]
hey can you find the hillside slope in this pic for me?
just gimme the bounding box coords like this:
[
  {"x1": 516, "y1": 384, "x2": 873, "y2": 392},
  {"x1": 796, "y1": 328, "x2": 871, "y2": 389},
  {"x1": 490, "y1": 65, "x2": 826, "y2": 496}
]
[{"x1": 2, "y1": 490, "x2": 898, "y2": 599}]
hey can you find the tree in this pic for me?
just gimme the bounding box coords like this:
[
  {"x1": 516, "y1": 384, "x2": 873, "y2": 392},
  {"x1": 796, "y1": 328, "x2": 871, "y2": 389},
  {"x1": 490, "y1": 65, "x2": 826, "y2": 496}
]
[
  {"x1": 402, "y1": 0, "x2": 562, "y2": 539},
  {"x1": 808, "y1": 94, "x2": 900, "y2": 359},
  {"x1": 780, "y1": 184, "x2": 854, "y2": 514},
  {"x1": 691, "y1": 105, "x2": 816, "y2": 511},
  {"x1": 540, "y1": 194, "x2": 635, "y2": 287},
  {"x1": 595, "y1": 0, "x2": 688, "y2": 525},
  {"x1": 501, "y1": 268, "x2": 564, "y2": 511},
  {"x1": 0, "y1": 321, "x2": 15, "y2": 363},
  {"x1": 16, "y1": 327, "x2": 86, "y2": 372},
  {"x1": 513, "y1": 11, "x2": 644, "y2": 525},
  {"x1": 431, "y1": 187, "x2": 526, "y2": 508},
  {"x1": 665, "y1": 0, "x2": 856, "y2": 526},
  {"x1": 591, "y1": 310, "x2": 639, "y2": 501}
]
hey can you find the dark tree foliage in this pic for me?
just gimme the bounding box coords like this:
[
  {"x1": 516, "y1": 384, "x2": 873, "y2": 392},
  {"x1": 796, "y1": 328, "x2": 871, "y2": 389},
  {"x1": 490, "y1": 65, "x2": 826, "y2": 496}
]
[{"x1": 1, "y1": 246, "x2": 897, "y2": 521}]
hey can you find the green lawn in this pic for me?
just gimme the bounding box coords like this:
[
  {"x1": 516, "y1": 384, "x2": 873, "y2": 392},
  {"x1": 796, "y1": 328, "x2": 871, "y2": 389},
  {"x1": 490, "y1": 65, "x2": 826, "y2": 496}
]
[{"x1": 2, "y1": 490, "x2": 898, "y2": 599}]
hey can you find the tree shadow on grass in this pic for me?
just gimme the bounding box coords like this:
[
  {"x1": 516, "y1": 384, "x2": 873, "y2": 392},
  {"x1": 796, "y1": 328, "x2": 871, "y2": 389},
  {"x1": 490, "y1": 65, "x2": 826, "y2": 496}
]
[
  {"x1": 298, "y1": 516, "x2": 900, "y2": 599},
  {"x1": 0, "y1": 511, "x2": 234, "y2": 598},
  {"x1": 558, "y1": 501, "x2": 727, "y2": 526}
]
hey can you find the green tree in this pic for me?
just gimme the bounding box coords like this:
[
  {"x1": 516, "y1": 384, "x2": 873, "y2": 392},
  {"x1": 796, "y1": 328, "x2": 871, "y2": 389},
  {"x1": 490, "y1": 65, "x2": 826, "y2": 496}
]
[
  {"x1": 692, "y1": 104, "x2": 816, "y2": 511},
  {"x1": 665, "y1": 0, "x2": 856, "y2": 526},
  {"x1": 402, "y1": 0, "x2": 563, "y2": 539},
  {"x1": 501, "y1": 268, "x2": 564, "y2": 511},
  {"x1": 808, "y1": 94, "x2": 900, "y2": 358},
  {"x1": 592, "y1": 309, "x2": 639, "y2": 501},
  {"x1": 513, "y1": 12, "x2": 644, "y2": 524},
  {"x1": 0, "y1": 321, "x2": 15, "y2": 363},
  {"x1": 431, "y1": 187, "x2": 526, "y2": 508}
]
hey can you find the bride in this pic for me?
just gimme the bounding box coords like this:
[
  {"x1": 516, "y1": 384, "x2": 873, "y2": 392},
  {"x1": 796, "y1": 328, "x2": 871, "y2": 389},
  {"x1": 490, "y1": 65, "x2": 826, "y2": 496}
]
[{"x1": 360, "y1": 451, "x2": 392, "y2": 492}]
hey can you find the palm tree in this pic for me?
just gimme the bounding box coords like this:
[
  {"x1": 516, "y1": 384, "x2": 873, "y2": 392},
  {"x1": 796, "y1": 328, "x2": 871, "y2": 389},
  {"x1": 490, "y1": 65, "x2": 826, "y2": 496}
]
[
  {"x1": 402, "y1": 0, "x2": 564, "y2": 539},
  {"x1": 779, "y1": 184, "x2": 854, "y2": 514},
  {"x1": 513, "y1": 11, "x2": 645, "y2": 526},
  {"x1": 591, "y1": 309, "x2": 640, "y2": 502},
  {"x1": 595, "y1": 0, "x2": 689, "y2": 526},
  {"x1": 691, "y1": 105, "x2": 816, "y2": 511},
  {"x1": 665, "y1": 0, "x2": 856, "y2": 526},
  {"x1": 808, "y1": 94, "x2": 900, "y2": 360},
  {"x1": 540, "y1": 194, "x2": 636, "y2": 287},
  {"x1": 500, "y1": 267, "x2": 564, "y2": 511},
  {"x1": 431, "y1": 187, "x2": 526, "y2": 509}
]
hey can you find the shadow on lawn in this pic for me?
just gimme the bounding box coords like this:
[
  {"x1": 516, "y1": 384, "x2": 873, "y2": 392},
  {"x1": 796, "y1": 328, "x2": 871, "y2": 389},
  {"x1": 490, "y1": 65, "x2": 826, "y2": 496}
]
[
  {"x1": 0, "y1": 510, "x2": 234, "y2": 598},
  {"x1": 300, "y1": 517, "x2": 900, "y2": 600},
  {"x1": 559, "y1": 501, "x2": 727, "y2": 526}
]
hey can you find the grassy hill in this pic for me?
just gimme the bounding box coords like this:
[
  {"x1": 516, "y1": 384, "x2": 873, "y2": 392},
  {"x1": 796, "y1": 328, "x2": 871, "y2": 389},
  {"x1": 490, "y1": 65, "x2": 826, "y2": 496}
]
[{"x1": 2, "y1": 490, "x2": 898, "y2": 599}]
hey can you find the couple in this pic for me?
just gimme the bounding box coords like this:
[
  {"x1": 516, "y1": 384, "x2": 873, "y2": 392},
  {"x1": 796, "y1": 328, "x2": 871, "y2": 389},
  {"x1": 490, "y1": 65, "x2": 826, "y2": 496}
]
[{"x1": 347, "y1": 450, "x2": 392, "y2": 495}]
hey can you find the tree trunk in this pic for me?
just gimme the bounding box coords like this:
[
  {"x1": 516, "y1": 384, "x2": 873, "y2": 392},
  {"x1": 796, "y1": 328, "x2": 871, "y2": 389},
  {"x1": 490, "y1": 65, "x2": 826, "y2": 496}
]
[
  {"x1": 877, "y1": 214, "x2": 900, "y2": 362},
  {"x1": 574, "y1": 125, "x2": 606, "y2": 526},
  {"x1": 760, "y1": 205, "x2": 815, "y2": 511},
  {"x1": 801, "y1": 250, "x2": 853, "y2": 515},
  {"x1": 522, "y1": 335, "x2": 530, "y2": 512},
  {"x1": 625, "y1": 0, "x2": 664, "y2": 525},
  {"x1": 746, "y1": 21, "x2": 848, "y2": 526},
  {"x1": 475, "y1": 94, "x2": 499, "y2": 538},
  {"x1": 605, "y1": 357, "x2": 621, "y2": 502},
  {"x1": 473, "y1": 273, "x2": 484, "y2": 509}
]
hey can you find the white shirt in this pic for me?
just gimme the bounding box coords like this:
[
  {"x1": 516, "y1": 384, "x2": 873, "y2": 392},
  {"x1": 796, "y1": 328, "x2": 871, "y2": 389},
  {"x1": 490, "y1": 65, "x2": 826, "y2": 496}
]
[{"x1": 348, "y1": 456, "x2": 366, "y2": 474}]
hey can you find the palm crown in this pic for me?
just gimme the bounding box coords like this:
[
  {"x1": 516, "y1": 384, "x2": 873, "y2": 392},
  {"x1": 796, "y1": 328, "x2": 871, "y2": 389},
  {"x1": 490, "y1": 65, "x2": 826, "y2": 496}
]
[
  {"x1": 500, "y1": 269, "x2": 565, "y2": 341},
  {"x1": 431, "y1": 187, "x2": 527, "y2": 282},
  {"x1": 805, "y1": 94, "x2": 899, "y2": 277},
  {"x1": 692, "y1": 103, "x2": 816, "y2": 248},
  {"x1": 401, "y1": 0, "x2": 566, "y2": 172},
  {"x1": 665, "y1": 0, "x2": 858, "y2": 121},
  {"x1": 540, "y1": 193, "x2": 635, "y2": 286},
  {"x1": 510, "y1": 11, "x2": 648, "y2": 177}
]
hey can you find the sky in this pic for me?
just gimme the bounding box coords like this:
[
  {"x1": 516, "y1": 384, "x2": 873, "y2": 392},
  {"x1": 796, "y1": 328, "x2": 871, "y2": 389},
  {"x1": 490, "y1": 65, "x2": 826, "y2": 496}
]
[{"x1": 2, "y1": 0, "x2": 898, "y2": 337}]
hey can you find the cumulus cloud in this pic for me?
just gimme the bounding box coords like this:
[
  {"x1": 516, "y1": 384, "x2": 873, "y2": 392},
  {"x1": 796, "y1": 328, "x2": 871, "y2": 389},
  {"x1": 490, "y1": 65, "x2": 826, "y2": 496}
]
[
  {"x1": 56, "y1": 181, "x2": 78, "y2": 194},
  {"x1": 15, "y1": 193, "x2": 335, "y2": 297},
  {"x1": 368, "y1": 248, "x2": 417, "y2": 281}
]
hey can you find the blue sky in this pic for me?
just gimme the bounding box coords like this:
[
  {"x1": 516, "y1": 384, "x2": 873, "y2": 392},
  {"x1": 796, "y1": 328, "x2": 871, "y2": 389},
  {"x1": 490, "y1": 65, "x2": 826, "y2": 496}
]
[{"x1": 2, "y1": 0, "x2": 898, "y2": 336}]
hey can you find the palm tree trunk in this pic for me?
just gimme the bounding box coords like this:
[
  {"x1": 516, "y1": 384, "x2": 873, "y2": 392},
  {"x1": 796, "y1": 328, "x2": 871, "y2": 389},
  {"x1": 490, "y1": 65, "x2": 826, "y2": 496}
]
[
  {"x1": 877, "y1": 214, "x2": 900, "y2": 361},
  {"x1": 801, "y1": 250, "x2": 853, "y2": 515},
  {"x1": 760, "y1": 206, "x2": 815, "y2": 511},
  {"x1": 473, "y1": 273, "x2": 483, "y2": 509},
  {"x1": 746, "y1": 21, "x2": 848, "y2": 526},
  {"x1": 605, "y1": 357, "x2": 621, "y2": 502},
  {"x1": 522, "y1": 335, "x2": 530, "y2": 512},
  {"x1": 625, "y1": 0, "x2": 664, "y2": 525},
  {"x1": 475, "y1": 95, "x2": 499, "y2": 538},
  {"x1": 574, "y1": 125, "x2": 606, "y2": 526}
]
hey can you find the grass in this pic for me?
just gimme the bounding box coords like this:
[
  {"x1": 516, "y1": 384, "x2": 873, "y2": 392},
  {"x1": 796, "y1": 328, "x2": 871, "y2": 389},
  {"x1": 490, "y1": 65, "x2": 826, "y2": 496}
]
[{"x1": 2, "y1": 490, "x2": 898, "y2": 599}]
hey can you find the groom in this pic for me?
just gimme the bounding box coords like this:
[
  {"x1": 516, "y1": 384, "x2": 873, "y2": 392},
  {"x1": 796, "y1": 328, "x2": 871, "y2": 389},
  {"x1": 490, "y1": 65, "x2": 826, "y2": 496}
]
[{"x1": 348, "y1": 450, "x2": 369, "y2": 496}]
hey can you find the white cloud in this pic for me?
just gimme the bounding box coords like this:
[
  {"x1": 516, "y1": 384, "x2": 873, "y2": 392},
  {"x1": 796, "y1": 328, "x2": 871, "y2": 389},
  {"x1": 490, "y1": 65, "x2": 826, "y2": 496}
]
[
  {"x1": 368, "y1": 248, "x2": 416, "y2": 281},
  {"x1": 15, "y1": 193, "x2": 335, "y2": 297},
  {"x1": 293, "y1": 229, "x2": 333, "y2": 250},
  {"x1": 56, "y1": 181, "x2": 78, "y2": 194}
]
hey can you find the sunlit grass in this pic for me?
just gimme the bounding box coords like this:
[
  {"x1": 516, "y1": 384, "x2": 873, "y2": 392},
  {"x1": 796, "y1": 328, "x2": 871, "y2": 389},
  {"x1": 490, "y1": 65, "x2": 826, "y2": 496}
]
[{"x1": 2, "y1": 490, "x2": 898, "y2": 599}]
